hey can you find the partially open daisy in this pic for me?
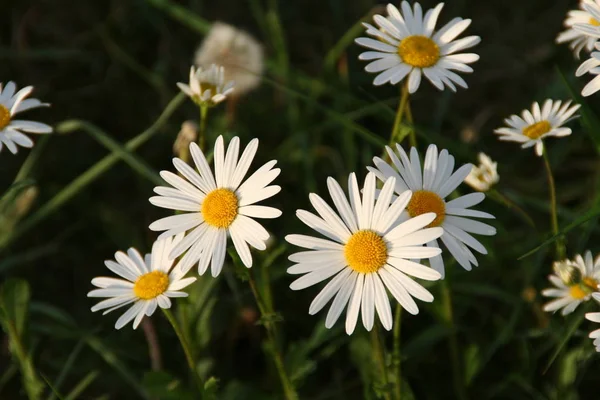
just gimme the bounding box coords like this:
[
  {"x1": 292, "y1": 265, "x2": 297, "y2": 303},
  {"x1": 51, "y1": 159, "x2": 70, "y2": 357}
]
[
  {"x1": 556, "y1": 0, "x2": 600, "y2": 58},
  {"x1": 355, "y1": 2, "x2": 480, "y2": 92},
  {"x1": 576, "y1": 42, "x2": 600, "y2": 97},
  {"x1": 149, "y1": 136, "x2": 281, "y2": 277},
  {"x1": 0, "y1": 81, "x2": 52, "y2": 154},
  {"x1": 542, "y1": 251, "x2": 600, "y2": 315},
  {"x1": 494, "y1": 100, "x2": 581, "y2": 156},
  {"x1": 585, "y1": 301, "x2": 600, "y2": 352},
  {"x1": 368, "y1": 144, "x2": 496, "y2": 278},
  {"x1": 286, "y1": 172, "x2": 443, "y2": 335},
  {"x1": 87, "y1": 234, "x2": 196, "y2": 329},
  {"x1": 464, "y1": 152, "x2": 499, "y2": 192},
  {"x1": 177, "y1": 64, "x2": 235, "y2": 107}
]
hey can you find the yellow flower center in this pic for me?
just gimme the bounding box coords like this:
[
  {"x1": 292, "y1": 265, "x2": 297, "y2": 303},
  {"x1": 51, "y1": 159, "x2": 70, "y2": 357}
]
[
  {"x1": 344, "y1": 230, "x2": 388, "y2": 274},
  {"x1": 0, "y1": 105, "x2": 11, "y2": 130},
  {"x1": 406, "y1": 190, "x2": 446, "y2": 227},
  {"x1": 397, "y1": 35, "x2": 440, "y2": 68},
  {"x1": 569, "y1": 284, "x2": 588, "y2": 300},
  {"x1": 583, "y1": 277, "x2": 599, "y2": 291},
  {"x1": 133, "y1": 271, "x2": 170, "y2": 300},
  {"x1": 590, "y1": 18, "x2": 600, "y2": 27},
  {"x1": 202, "y1": 188, "x2": 239, "y2": 228},
  {"x1": 522, "y1": 120, "x2": 551, "y2": 139}
]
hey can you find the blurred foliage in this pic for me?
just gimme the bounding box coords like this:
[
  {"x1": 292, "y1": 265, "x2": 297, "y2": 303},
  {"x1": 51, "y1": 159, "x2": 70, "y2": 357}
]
[{"x1": 1, "y1": 0, "x2": 600, "y2": 399}]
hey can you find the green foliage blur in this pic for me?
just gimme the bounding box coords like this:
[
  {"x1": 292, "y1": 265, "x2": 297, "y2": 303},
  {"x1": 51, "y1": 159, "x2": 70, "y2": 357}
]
[{"x1": 1, "y1": 0, "x2": 600, "y2": 398}]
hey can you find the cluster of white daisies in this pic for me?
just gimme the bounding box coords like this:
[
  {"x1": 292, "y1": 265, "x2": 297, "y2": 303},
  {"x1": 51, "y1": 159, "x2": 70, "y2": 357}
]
[{"x1": 3, "y1": 2, "x2": 600, "y2": 349}]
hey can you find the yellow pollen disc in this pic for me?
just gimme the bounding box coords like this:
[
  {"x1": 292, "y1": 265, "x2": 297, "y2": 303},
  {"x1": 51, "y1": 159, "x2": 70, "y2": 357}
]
[
  {"x1": 344, "y1": 230, "x2": 388, "y2": 274},
  {"x1": 397, "y1": 35, "x2": 440, "y2": 68},
  {"x1": 133, "y1": 271, "x2": 169, "y2": 300},
  {"x1": 0, "y1": 105, "x2": 11, "y2": 130},
  {"x1": 590, "y1": 18, "x2": 600, "y2": 27},
  {"x1": 583, "y1": 277, "x2": 599, "y2": 291},
  {"x1": 569, "y1": 284, "x2": 588, "y2": 300},
  {"x1": 407, "y1": 190, "x2": 446, "y2": 227},
  {"x1": 202, "y1": 188, "x2": 239, "y2": 228},
  {"x1": 522, "y1": 120, "x2": 551, "y2": 139}
]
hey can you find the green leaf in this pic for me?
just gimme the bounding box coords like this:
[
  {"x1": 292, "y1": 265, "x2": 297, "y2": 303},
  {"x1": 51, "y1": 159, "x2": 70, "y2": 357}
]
[
  {"x1": 0, "y1": 278, "x2": 31, "y2": 336},
  {"x1": 142, "y1": 371, "x2": 193, "y2": 400},
  {"x1": 463, "y1": 344, "x2": 481, "y2": 386},
  {"x1": 203, "y1": 376, "x2": 220, "y2": 400}
]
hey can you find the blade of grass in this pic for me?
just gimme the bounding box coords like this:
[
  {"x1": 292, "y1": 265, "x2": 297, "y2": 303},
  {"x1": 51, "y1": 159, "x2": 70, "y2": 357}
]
[
  {"x1": 518, "y1": 204, "x2": 600, "y2": 259},
  {"x1": 0, "y1": 92, "x2": 185, "y2": 251},
  {"x1": 55, "y1": 120, "x2": 163, "y2": 185},
  {"x1": 64, "y1": 370, "x2": 100, "y2": 400},
  {"x1": 46, "y1": 339, "x2": 85, "y2": 400},
  {"x1": 14, "y1": 136, "x2": 51, "y2": 182},
  {"x1": 145, "y1": 0, "x2": 211, "y2": 34},
  {"x1": 85, "y1": 335, "x2": 150, "y2": 399},
  {"x1": 543, "y1": 307, "x2": 587, "y2": 373},
  {"x1": 41, "y1": 374, "x2": 65, "y2": 400}
]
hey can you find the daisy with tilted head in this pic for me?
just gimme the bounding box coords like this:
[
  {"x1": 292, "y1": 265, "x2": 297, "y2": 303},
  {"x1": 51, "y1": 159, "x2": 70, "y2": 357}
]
[
  {"x1": 464, "y1": 152, "x2": 499, "y2": 192},
  {"x1": 149, "y1": 136, "x2": 281, "y2": 277},
  {"x1": 575, "y1": 42, "x2": 600, "y2": 97},
  {"x1": 286, "y1": 173, "x2": 443, "y2": 334},
  {"x1": 87, "y1": 234, "x2": 196, "y2": 329},
  {"x1": 355, "y1": 1, "x2": 480, "y2": 92},
  {"x1": 0, "y1": 81, "x2": 52, "y2": 154},
  {"x1": 494, "y1": 100, "x2": 580, "y2": 156},
  {"x1": 556, "y1": 0, "x2": 600, "y2": 58},
  {"x1": 542, "y1": 252, "x2": 600, "y2": 316},
  {"x1": 177, "y1": 64, "x2": 235, "y2": 107},
  {"x1": 368, "y1": 144, "x2": 496, "y2": 278}
]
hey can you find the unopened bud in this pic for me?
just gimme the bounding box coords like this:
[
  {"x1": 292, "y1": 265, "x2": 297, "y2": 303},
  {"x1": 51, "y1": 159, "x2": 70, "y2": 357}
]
[
  {"x1": 553, "y1": 259, "x2": 581, "y2": 286},
  {"x1": 173, "y1": 121, "x2": 198, "y2": 162}
]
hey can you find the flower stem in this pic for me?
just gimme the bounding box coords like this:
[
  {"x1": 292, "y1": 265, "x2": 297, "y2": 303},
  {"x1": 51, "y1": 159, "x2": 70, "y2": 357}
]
[
  {"x1": 441, "y1": 280, "x2": 466, "y2": 400},
  {"x1": 392, "y1": 305, "x2": 402, "y2": 400},
  {"x1": 389, "y1": 82, "x2": 412, "y2": 149},
  {"x1": 488, "y1": 189, "x2": 535, "y2": 229},
  {"x1": 542, "y1": 150, "x2": 564, "y2": 259},
  {"x1": 371, "y1": 323, "x2": 392, "y2": 400},
  {"x1": 162, "y1": 308, "x2": 204, "y2": 396},
  {"x1": 198, "y1": 105, "x2": 209, "y2": 151},
  {"x1": 247, "y1": 270, "x2": 298, "y2": 400}
]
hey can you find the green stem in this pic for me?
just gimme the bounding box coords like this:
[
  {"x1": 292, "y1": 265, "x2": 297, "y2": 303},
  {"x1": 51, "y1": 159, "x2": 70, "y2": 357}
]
[
  {"x1": 488, "y1": 189, "x2": 535, "y2": 229},
  {"x1": 441, "y1": 281, "x2": 466, "y2": 400},
  {"x1": 5, "y1": 322, "x2": 43, "y2": 400},
  {"x1": 389, "y1": 82, "x2": 410, "y2": 148},
  {"x1": 247, "y1": 270, "x2": 297, "y2": 400},
  {"x1": 542, "y1": 150, "x2": 564, "y2": 258},
  {"x1": 371, "y1": 323, "x2": 392, "y2": 400},
  {"x1": 14, "y1": 135, "x2": 50, "y2": 183},
  {"x1": 162, "y1": 309, "x2": 204, "y2": 396},
  {"x1": 392, "y1": 305, "x2": 402, "y2": 400},
  {"x1": 198, "y1": 105, "x2": 208, "y2": 151},
  {"x1": 405, "y1": 99, "x2": 416, "y2": 148}
]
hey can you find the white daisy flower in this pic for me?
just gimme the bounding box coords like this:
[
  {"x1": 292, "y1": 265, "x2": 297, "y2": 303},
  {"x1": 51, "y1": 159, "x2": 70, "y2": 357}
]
[
  {"x1": 464, "y1": 152, "x2": 499, "y2": 192},
  {"x1": 177, "y1": 64, "x2": 235, "y2": 107},
  {"x1": 542, "y1": 251, "x2": 600, "y2": 315},
  {"x1": 368, "y1": 144, "x2": 496, "y2": 278},
  {"x1": 585, "y1": 302, "x2": 600, "y2": 352},
  {"x1": 576, "y1": 42, "x2": 600, "y2": 97},
  {"x1": 0, "y1": 81, "x2": 52, "y2": 154},
  {"x1": 195, "y1": 22, "x2": 264, "y2": 97},
  {"x1": 494, "y1": 100, "x2": 581, "y2": 156},
  {"x1": 355, "y1": 1, "x2": 480, "y2": 92},
  {"x1": 149, "y1": 135, "x2": 282, "y2": 277},
  {"x1": 556, "y1": 0, "x2": 600, "y2": 58},
  {"x1": 87, "y1": 234, "x2": 197, "y2": 329},
  {"x1": 286, "y1": 172, "x2": 443, "y2": 335}
]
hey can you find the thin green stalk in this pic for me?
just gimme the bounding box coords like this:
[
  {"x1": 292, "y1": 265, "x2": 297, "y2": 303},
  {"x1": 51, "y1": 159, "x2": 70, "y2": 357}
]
[
  {"x1": 46, "y1": 339, "x2": 85, "y2": 400},
  {"x1": 5, "y1": 322, "x2": 43, "y2": 400},
  {"x1": 14, "y1": 135, "x2": 50, "y2": 183},
  {"x1": 405, "y1": 99, "x2": 416, "y2": 148},
  {"x1": 488, "y1": 189, "x2": 535, "y2": 229},
  {"x1": 198, "y1": 105, "x2": 208, "y2": 151},
  {"x1": 247, "y1": 270, "x2": 297, "y2": 400},
  {"x1": 162, "y1": 309, "x2": 204, "y2": 397},
  {"x1": 371, "y1": 323, "x2": 392, "y2": 400},
  {"x1": 0, "y1": 92, "x2": 185, "y2": 251},
  {"x1": 392, "y1": 305, "x2": 402, "y2": 400},
  {"x1": 542, "y1": 150, "x2": 564, "y2": 259},
  {"x1": 441, "y1": 281, "x2": 466, "y2": 400},
  {"x1": 389, "y1": 82, "x2": 410, "y2": 148}
]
